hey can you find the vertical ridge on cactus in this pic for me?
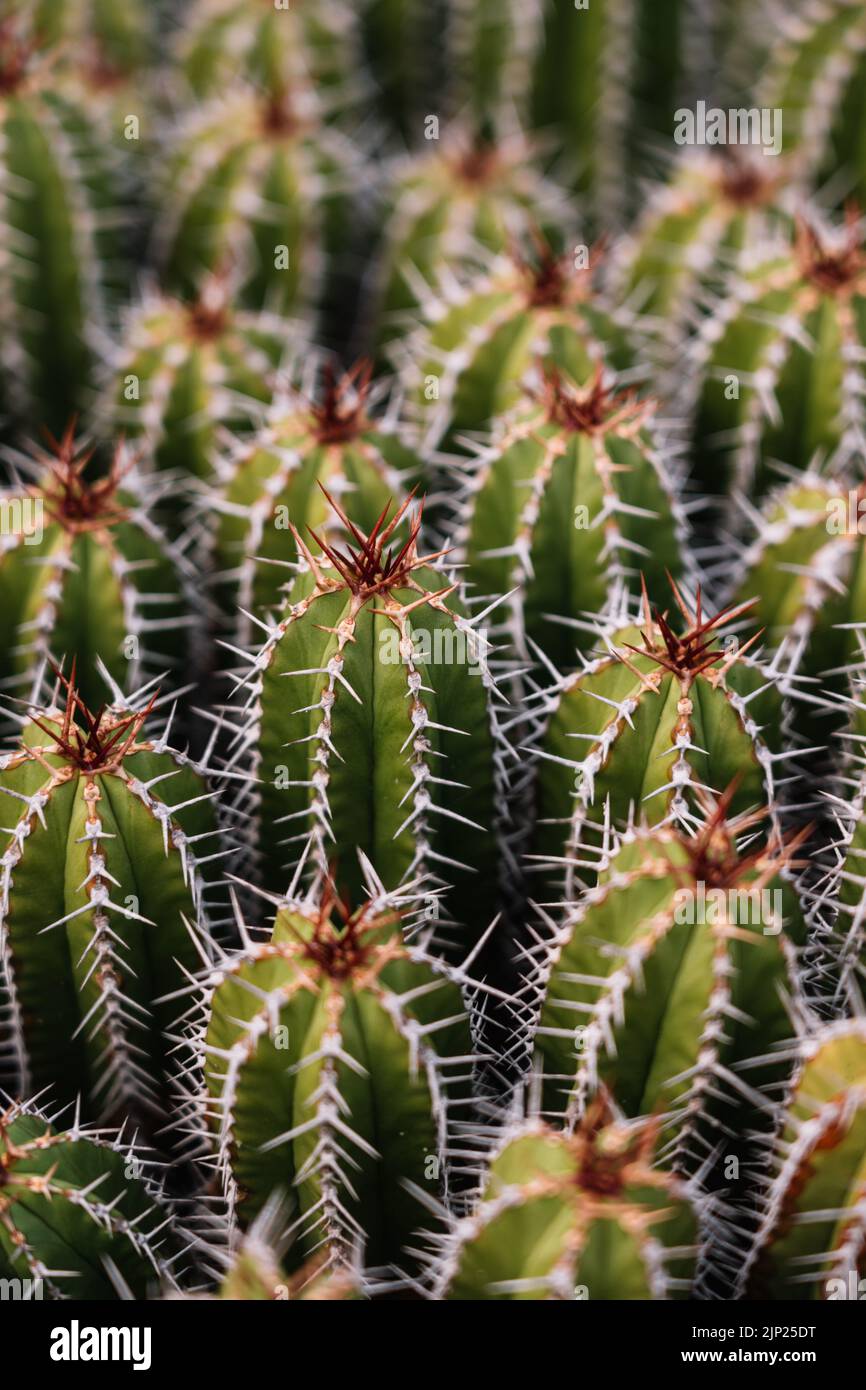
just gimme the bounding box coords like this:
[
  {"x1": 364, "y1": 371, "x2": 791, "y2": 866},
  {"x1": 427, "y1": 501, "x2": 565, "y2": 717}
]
[{"x1": 0, "y1": 669, "x2": 227, "y2": 1124}]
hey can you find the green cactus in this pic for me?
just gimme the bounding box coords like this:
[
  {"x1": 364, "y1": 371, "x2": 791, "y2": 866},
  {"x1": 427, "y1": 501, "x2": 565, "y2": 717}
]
[
  {"x1": 403, "y1": 236, "x2": 640, "y2": 450},
  {"x1": 0, "y1": 672, "x2": 225, "y2": 1124},
  {"x1": 225, "y1": 489, "x2": 508, "y2": 959},
  {"x1": 198, "y1": 876, "x2": 472, "y2": 1275},
  {"x1": 728, "y1": 474, "x2": 866, "y2": 710},
  {"x1": 608, "y1": 150, "x2": 798, "y2": 375},
  {"x1": 8, "y1": 0, "x2": 154, "y2": 74},
  {"x1": 446, "y1": 0, "x2": 537, "y2": 130},
  {"x1": 360, "y1": 0, "x2": 442, "y2": 140},
  {"x1": 105, "y1": 274, "x2": 286, "y2": 487},
  {"x1": 209, "y1": 361, "x2": 418, "y2": 648},
  {"x1": 741, "y1": 1019, "x2": 866, "y2": 1300},
  {"x1": 0, "y1": 430, "x2": 195, "y2": 711},
  {"x1": 0, "y1": 21, "x2": 129, "y2": 432},
  {"x1": 0, "y1": 1098, "x2": 185, "y2": 1299},
  {"x1": 155, "y1": 82, "x2": 362, "y2": 322},
  {"x1": 531, "y1": 578, "x2": 792, "y2": 900},
  {"x1": 530, "y1": 0, "x2": 702, "y2": 221},
  {"x1": 455, "y1": 363, "x2": 689, "y2": 672},
  {"x1": 438, "y1": 1099, "x2": 700, "y2": 1300},
  {"x1": 177, "y1": 0, "x2": 360, "y2": 108},
  {"x1": 529, "y1": 804, "x2": 806, "y2": 1178},
  {"x1": 683, "y1": 209, "x2": 866, "y2": 511},
  {"x1": 372, "y1": 128, "x2": 571, "y2": 359},
  {"x1": 762, "y1": 0, "x2": 866, "y2": 207}
]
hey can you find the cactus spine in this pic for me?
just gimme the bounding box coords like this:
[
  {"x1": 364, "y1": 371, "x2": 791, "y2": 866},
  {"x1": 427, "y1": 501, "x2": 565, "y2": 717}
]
[
  {"x1": 0, "y1": 1098, "x2": 184, "y2": 1299},
  {"x1": 437, "y1": 1100, "x2": 700, "y2": 1300},
  {"x1": 226, "y1": 491, "x2": 507, "y2": 958},
  {"x1": 0, "y1": 674, "x2": 224, "y2": 1123},
  {"x1": 455, "y1": 363, "x2": 689, "y2": 671},
  {"x1": 198, "y1": 877, "x2": 472, "y2": 1275}
]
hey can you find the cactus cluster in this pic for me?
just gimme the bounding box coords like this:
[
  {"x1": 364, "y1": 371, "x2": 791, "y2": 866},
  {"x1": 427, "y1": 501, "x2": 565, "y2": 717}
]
[{"x1": 4, "y1": 0, "x2": 866, "y2": 1316}]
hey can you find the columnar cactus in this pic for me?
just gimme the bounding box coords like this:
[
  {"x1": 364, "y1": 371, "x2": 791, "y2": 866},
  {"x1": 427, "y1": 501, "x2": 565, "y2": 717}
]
[
  {"x1": 155, "y1": 82, "x2": 362, "y2": 322},
  {"x1": 762, "y1": 0, "x2": 866, "y2": 206},
  {"x1": 455, "y1": 363, "x2": 689, "y2": 671},
  {"x1": 198, "y1": 876, "x2": 473, "y2": 1275},
  {"x1": 683, "y1": 209, "x2": 866, "y2": 511},
  {"x1": 531, "y1": 579, "x2": 792, "y2": 899},
  {"x1": 446, "y1": 0, "x2": 539, "y2": 129},
  {"x1": 436, "y1": 1100, "x2": 700, "y2": 1300},
  {"x1": 530, "y1": 0, "x2": 705, "y2": 222},
  {"x1": 728, "y1": 474, "x2": 866, "y2": 703},
  {"x1": 740, "y1": 1020, "x2": 866, "y2": 1300},
  {"x1": 403, "y1": 237, "x2": 639, "y2": 449},
  {"x1": 0, "y1": 21, "x2": 126, "y2": 431},
  {"x1": 177, "y1": 0, "x2": 360, "y2": 108},
  {"x1": 209, "y1": 361, "x2": 417, "y2": 646},
  {"x1": 372, "y1": 128, "x2": 571, "y2": 358},
  {"x1": 105, "y1": 274, "x2": 287, "y2": 486},
  {"x1": 225, "y1": 490, "x2": 508, "y2": 958},
  {"x1": 0, "y1": 430, "x2": 195, "y2": 710},
  {"x1": 360, "y1": 0, "x2": 442, "y2": 140},
  {"x1": 608, "y1": 150, "x2": 798, "y2": 376},
  {"x1": 528, "y1": 804, "x2": 806, "y2": 1178},
  {"x1": 0, "y1": 1098, "x2": 184, "y2": 1300},
  {"x1": 0, "y1": 673, "x2": 224, "y2": 1123}
]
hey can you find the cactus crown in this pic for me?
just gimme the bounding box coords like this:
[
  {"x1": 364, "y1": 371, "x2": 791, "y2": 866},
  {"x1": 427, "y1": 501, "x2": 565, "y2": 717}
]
[
  {"x1": 28, "y1": 666, "x2": 156, "y2": 773},
  {"x1": 569, "y1": 1094, "x2": 658, "y2": 1197},
  {"x1": 514, "y1": 234, "x2": 578, "y2": 308},
  {"x1": 620, "y1": 577, "x2": 760, "y2": 684},
  {"x1": 715, "y1": 148, "x2": 784, "y2": 208},
  {"x1": 0, "y1": 19, "x2": 39, "y2": 94},
  {"x1": 534, "y1": 363, "x2": 647, "y2": 435},
  {"x1": 794, "y1": 208, "x2": 866, "y2": 295},
  {"x1": 308, "y1": 359, "x2": 374, "y2": 444},
  {"x1": 303, "y1": 487, "x2": 439, "y2": 598},
  {"x1": 34, "y1": 427, "x2": 131, "y2": 533},
  {"x1": 276, "y1": 877, "x2": 400, "y2": 982}
]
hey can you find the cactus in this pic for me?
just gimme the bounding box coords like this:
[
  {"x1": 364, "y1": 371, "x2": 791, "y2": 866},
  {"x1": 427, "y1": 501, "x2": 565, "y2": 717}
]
[
  {"x1": 403, "y1": 236, "x2": 640, "y2": 450},
  {"x1": 360, "y1": 0, "x2": 443, "y2": 141},
  {"x1": 530, "y1": 0, "x2": 708, "y2": 223},
  {"x1": 527, "y1": 802, "x2": 806, "y2": 1179},
  {"x1": 0, "y1": 671, "x2": 225, "y2": 1124},
  {"x1": 209, "y1": 361, "x2": 418, "y2": 648},
  {"x1": 0, "y1": 20, "x2": 129, "y2": 432},
  {"x1": 437, "y1": 1099, "x2": 700, "y2": 1300},
  {"x1": 454, "y1": 363, "x2": 690, "y2": 671},
  {"x1": 740, "y1": 1019, "x2": 866, "y2": 1300},
  {"x1": 608, "y1": 150, "x2": 798, "y2": 377},
  {"x1": 683, "y1": 208, "x2": 866, "y2": 512},
  {"x1": 0, "y1": 1097, "x2": 186, "y2": 1299},
  {"x1": 446, "y1": 0, "x2": 539, "y2": 130},
  {"x1": 0, "y1": 429, "x2": 195, "y2": 710},
  {"x1": 105, "y1": 274, "x2": 288, "y2": 488},
  {"x1": 225, "y1": 489, "x2": 508, "y2": 959},
  {"x1": 762, "y1": 0, "x2": 866, "y2": 207},
  {"x1": 177, "y1": 0, "x2": 360, "y2": 109},
  {"x1": 728, "y1": 474, "x2": 866, "y2": 710},
  {"x1": 197, "y1": 874, "x2": 473, "y2": 1275},
  {"x1": 8, "y1": 0, "x2": 154, "y2": 74},
  {"x1": 531, "y1": 578, "x2": 792, "y2": 900},
  {"x1": 154, "y1": 82, "x2": 362, "y2": 324},
  {"x1": 372, "y1": 128, "x2": 571, "y2": 360}
]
